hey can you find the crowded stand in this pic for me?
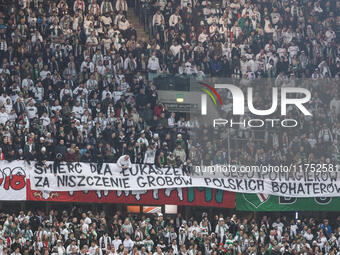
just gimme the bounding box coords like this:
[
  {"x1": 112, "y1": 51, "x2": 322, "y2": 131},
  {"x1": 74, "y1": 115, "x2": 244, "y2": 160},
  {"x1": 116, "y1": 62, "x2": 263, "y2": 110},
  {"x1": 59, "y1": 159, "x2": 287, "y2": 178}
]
[
  {"x1": 0, "y1": 0, "x2": 340, "y2": 254},
  {"x1": 0, "y1": 0, "x2": 338, "y2": 166},
  {"x1": 0, "y1": 209, "x2": 339, "y2": 254}
]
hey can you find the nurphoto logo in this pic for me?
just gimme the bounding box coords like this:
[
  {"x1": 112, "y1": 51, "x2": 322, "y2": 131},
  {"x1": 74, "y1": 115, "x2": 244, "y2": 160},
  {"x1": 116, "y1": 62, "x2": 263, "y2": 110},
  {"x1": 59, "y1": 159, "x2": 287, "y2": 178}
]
[{"x1": 200, "y1": 83, "x2": 312, "y2": 128}]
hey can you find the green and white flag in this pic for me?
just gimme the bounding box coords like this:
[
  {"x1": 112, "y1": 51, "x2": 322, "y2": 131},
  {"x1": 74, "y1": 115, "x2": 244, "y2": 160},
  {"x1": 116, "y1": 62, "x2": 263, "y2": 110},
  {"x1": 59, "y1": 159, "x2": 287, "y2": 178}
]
[
  {"x1": 242, "y1": 193, "x2": 269, "y2": 208},
  {"x1": 236, "y1": 194, "x2": 340, "y2": 211}
]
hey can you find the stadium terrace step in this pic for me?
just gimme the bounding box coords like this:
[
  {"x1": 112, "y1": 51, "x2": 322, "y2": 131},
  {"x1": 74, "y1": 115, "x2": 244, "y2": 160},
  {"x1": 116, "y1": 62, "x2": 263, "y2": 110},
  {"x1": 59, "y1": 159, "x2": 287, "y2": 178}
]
[{"x1": 127, "y1": 8, "x2": 149, "y2": 40}]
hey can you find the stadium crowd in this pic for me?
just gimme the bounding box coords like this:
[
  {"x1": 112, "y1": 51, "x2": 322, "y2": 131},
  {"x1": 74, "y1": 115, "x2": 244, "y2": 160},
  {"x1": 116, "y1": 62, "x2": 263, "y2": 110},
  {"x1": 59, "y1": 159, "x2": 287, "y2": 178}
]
[
  {"x1": 0, "y1": 0, "x2": 338, "y2": 168},
  {"x1": 0, "y1": 2, "x2": 339, "y2": 255},
  {"x1": 0, "y1": 209, "x2": 339, "y2": 255}
]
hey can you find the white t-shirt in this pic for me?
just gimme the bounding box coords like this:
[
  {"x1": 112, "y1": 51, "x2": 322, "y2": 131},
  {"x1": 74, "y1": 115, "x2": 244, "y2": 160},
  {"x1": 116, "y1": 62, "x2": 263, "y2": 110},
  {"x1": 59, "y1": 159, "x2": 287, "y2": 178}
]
[
  {"x1": 170, "y1": 44, "x2": 182, "y2": 56},
  {"x1": 117, "y1": 155, "x2": 132, "y2": 168},
  {"x1": 112, "y1": 239, "x2": 122, "y2": 251},
  {"x1": 123, "y1": 239, "x2": 134, "y2": 251}
]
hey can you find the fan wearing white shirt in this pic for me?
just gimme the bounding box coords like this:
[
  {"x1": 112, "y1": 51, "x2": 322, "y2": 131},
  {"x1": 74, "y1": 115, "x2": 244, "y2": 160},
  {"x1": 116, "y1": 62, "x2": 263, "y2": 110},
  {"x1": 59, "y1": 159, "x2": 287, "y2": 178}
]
[
  {"x1": 167, "y1": 112, "x2": 176, "y2": 128},
  {"x1": 120, "y1": 78, "x2": 130, "y2": 92},
  {"x1": 114, "y1": 11, "x2": 124, "y2": 25},
  {"x1": 169, "y1": 10, "x2": 180, "y2": 27},
  {"x1": 180, "y1": 0, "x2": 191, "y2": 9},
  {"x1": 124, "y1": 53, "x2": 137, "y2": 72},
  {"x1": 184, "y1": 61, "x2": 198, "y2": 75},
  {"x1": 198, "y1": 30, "x2": 209, "y2": 43},
  {"x1": 10, "y1": 247, "x2": 22, "y2": 255},
  {"x1": 40, "y1": 112, "x2": 50, "y2": 127},
  {"x1": 101, "y1": 13, "x2": 113, "y2": 26},
  {"x1": 0, "y1": 107, "x2": 8, "y2": 125},
  {"x1": 79, "y1": 219, "x2": 88, "y2": 233},
  {"x1": 153, "y1": 10, "x2": 164, "y2": 27},
  {"x1": 153, "y1": 246, "x2": 164, "y2": 255},
  {"x1": 86, "y1": 31, "x2": 99, "y2": 48},
  {"x1": 59, "y1": 83, "x2": 73, "y2": 102},
  {"x1": 89, "y1": 243, "x2": 102, "y2": 255},
  {"x1": 277, "y1": 47, "x2": 286, "y2": 58},
  {"x1": 189, "y1": 221, "x2": 201, "y2": 236},
  {"x1": 117, "y1": 155, "x2": 132, "y2": 169},
  {"x1": 88, "y1": 0, "x2": 100, "y2": 15},
  {"x1": 81, "y1": 212, "x2": 92, "y2": 225},
  {"x1": 112, "y1": 86, "x2": 123, "y2": 103},
  {"x1": 52, "y1": 240, "x2": 66, "y2": 255},
  {"x1": 116, "y1": 0, "x2": 128, "y2": 12},
  {"x1": 66, "y1": 240, "x2": 79, "y2": 254},
  {"x1": 101, "y1": 0, "x2": 113, "y2": 13},
  {"x1": 136, "y1": 134, "x2": 148, "y2": 152},
  {"x1": 171, "y1": 240, "x2": 179, "y2": 255},
  {"x1": 99, "y1": 233, "x2": 112, "y2": 253},
  {"x1": 4, "y1": 98, "x2": 12, "y2": 114},
  {"x1": 87, "y1": 74, "x2": 98, "y2": 92},
  {"x1": 209, "y1": 22, "x2": 218, "y2": 35},
  {"x1": 51, "y1": 100, "x2": 62, "y2": 115},
  {"x1": 34, "y1": 82, "x2": 44, "y2": 102},
  {"x1": 102, "y1": 87, "x2": 112, "y2": 100},
  {"x1": 123, "y1": 234, "x2": 134, "y2": 251},
  {"x1": 107, "y1": 247, "x2": 118, "y2": 255},
  {"x1": 147, "y1": 52, "x2": 160, "y2": 81},
  {"x1": 325, "y1": 29, "x2": 336, "y2": 43},
  {"x1": 288, "y1": 43, "x2": 299, "y2": 58},
  {"x1": 118, "y1": 16, "x2": 130, "y2": 31},
  {"x1": 112, "y1": 236, "x2": 122, "y2": 251},
  {"x1": 40, "y1": 65, "x2": 51, "y2": 80},
  {"x1": 26, "y1": 101, "x2": 38, "y2": 120},
  {"x1": 202, "y1": 5, "x2": 211, "y2": 16},
  {"x1": 81, "y1": 57, "x2": 95, "y2": 74},
  {"x1": 303, "y1": 228, "x2": 314, "y2": 242},
  {"x1": 72, "y1": 101, "x2": 84, "y2": 119},
  {"x1": 0, "y1": 93, "x2": 10, "y2": 106},
  {"x1": 169, "y1": 41, "x2": 182, "y2": 56},
  {"x1": 73, "y1": 84, "x2": 89, "y2": 102},
  {"x1": 21, "y1": 76, "x2": 34, "y2": 91}
]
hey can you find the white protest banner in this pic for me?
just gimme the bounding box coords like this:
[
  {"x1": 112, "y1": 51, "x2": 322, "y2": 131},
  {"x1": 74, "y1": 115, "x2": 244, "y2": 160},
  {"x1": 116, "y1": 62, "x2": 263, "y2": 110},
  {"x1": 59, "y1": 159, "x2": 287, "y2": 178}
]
[
  {"x1": 29, "y1": 161, "x2": 192, "y2": 191},
  {"x1": 26, "y1": 161, "x2": 340, "y2": 197}
]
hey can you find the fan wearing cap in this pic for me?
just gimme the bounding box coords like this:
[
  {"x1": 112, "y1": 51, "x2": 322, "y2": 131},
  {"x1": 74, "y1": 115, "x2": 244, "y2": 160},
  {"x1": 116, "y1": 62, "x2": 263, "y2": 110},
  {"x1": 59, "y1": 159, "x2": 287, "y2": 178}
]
[
  {"x1": 143, "y1": 218, "x2": 153, "y2": 237},
  {"x1": 137, "y1": 131, "x2": 149, "y2": 148},
  {"x1": 51, "y1": 239, "x2": 66, "y2": 255},
  {"x1": 16, "y1": 148, "x2": 24, "y2": 160},
  {"x1": 37, "y1": 146, "x2": 49, "y2": 164},
  {"x1": 151, "y1": 133, "x2": 160, "y2": 148},
  {"x1": 173, "y1": 143, "x2": 186, "y2": 164},
  {"x1": 174, "y1": 133, "x2": 185, "y2": 148},
  {"x1": 178, "y1": 222, "x2": 187, "y2": 246},
  {"x1": 164, "y1": 151, "x2": 174, "y2": 166}
]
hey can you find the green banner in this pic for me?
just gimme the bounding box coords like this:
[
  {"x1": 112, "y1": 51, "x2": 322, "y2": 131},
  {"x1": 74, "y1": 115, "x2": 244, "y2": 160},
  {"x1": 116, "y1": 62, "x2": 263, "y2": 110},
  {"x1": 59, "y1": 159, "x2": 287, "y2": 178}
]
[{"x1": 236, "y1": 193, "x2": 340, "y2": 211}]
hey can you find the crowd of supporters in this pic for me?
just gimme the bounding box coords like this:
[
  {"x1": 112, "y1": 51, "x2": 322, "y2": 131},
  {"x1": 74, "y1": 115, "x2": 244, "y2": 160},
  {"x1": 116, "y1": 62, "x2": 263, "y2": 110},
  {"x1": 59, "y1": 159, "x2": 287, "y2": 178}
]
[
  {"x1": 0, "y1": 1, "x2": 340, "y2": 255},
  {"x1": 0, "y1": 208, "x2": 339, "y2": 255},
  {"x1": 0, "y1": 0, "x2": 338, "y2": 167}
]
